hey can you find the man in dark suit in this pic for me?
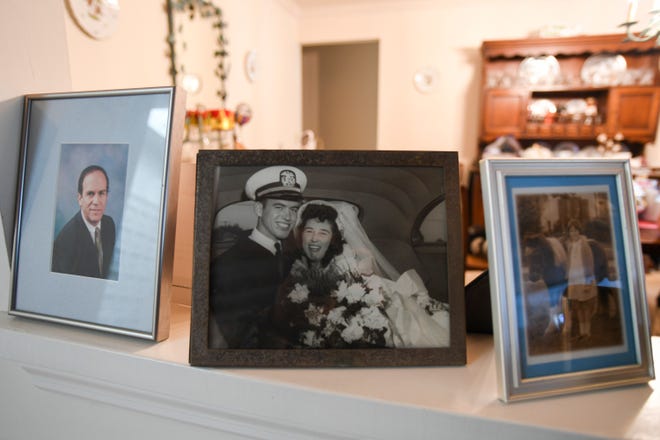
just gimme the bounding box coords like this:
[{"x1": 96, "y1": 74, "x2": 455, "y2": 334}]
[
  {"x1": 52, "y1": 165, "x2": 116, "y2": 279},
  {"x1": 209, "y1": 166, "x2": 307, "y2": 348}
]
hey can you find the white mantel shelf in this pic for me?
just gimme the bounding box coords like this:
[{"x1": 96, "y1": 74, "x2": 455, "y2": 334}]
[{"x1": 0, "y1": 303, "x2": 658, "y2": 440}]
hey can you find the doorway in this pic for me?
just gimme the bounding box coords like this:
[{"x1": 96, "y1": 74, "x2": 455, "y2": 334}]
[{"x1": 302, "y1": 41, "x2": 379, "y2": 149}]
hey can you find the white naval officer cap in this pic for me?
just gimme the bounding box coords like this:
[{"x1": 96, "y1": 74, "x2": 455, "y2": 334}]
[{"x1": 245, "y1": 166, "x2": 307, "y2": 201}]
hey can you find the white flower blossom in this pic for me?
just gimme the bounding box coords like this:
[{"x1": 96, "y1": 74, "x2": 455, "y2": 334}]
[
  {"x1": 341, "y1": 316, "x2": 365, "y2": 342},
  {"x1": 301, "y1": 330, "x2": 322, "y2": 347},
  {"x1": 322, "y1": 323, "x2": 337, "y2": 338},
  {"x1": 336, "y1": 281, "x2": 366, "y2": 304},
  {"x1": 362, "y1": 288, "x2": 385, "y2": 306},
  {"x1": 360, "y1": 305, "x2": 389, "y2": 330},
  {"x1": 335, "y1": 280, "x2": 367, "y2": 303},
  {"x1": 347, "y1": 283, "x2": 366, "y2": 303},
  {"x1": 327, "y1": 306, "x2": 347, "y2": 326},
  {"x1": 304, "y1": 304, "x2": 325, "y2": 327},
  {"x1": 365, "y1": 274, "x2": 384, "y2": 292},
  {"x1": 288, "y1": 283, "x2": 310, "y2": 303},
  {"x1": 334, "y1": 280, "x2": 349, "y2": 302}
]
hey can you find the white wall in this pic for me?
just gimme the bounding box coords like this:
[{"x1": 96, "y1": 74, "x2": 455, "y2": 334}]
[
  {"x1": 0, "y1": 0, "x2": 73, "y2": 312},
  {"x1": 252, "y1": 0, "x2": 304, "y2": 148},
  {"x1": 63, "y1": 0, "x2": 303, "y2": 149},
  {"x1": 298, "y1": 0, "x2": 636, "y2": 165},
  {"x1": 0, "y1": 0, "x2": 303, "y2": 311},
  {"x1": 66, "y1": 0, "x2": 632, "y2": 160},
  {"x1": 63, "y1": 0, "x2": 170, "y2": 91},
  {"x1": 0, "y1": 0, "x2": 645, "y2": 307}
]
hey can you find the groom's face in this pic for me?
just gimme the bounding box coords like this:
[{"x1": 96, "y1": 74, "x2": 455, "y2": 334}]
[{"x1": 255, "y1": 198, "x2": 301, "y2": 240}]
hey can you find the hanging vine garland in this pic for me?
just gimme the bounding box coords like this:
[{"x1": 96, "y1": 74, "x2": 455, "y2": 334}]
[{"x1": 166, "y1": 0, "x2": 230, "y2": 106}]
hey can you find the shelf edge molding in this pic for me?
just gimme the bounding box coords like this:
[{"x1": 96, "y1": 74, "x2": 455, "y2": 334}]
[
  {"x1": 22, "y1": 365, "x2": 332, "y2": 440},
  {"x1": 0, "y1": 315, "x2": 593, "y2": 440}
]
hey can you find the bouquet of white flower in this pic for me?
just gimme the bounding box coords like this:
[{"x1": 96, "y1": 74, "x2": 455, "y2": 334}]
[{"x1": 275, "y1": 261, "x2": 394, "y2": 348}]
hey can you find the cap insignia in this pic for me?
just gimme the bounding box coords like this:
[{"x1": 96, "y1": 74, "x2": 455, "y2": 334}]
[{"x1": 280, "y1": 170, "x2": 297, "y2": 187}]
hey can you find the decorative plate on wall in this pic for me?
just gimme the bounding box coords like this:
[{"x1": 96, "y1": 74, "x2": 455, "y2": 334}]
[
  {"x1": 67, "y1": 0, "x2": 120, "y2": 40},
  {"x1": 413, "y1": 66, "x2": 439, "y2": 93},
  {"x1": 244, "y1": 50, "x2": 257, "y2": 83}
]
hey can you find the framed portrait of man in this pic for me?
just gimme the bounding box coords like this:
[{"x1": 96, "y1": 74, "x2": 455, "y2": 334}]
[{"x1": 10, "y1": 87, "x2": 186, "y2": 341}]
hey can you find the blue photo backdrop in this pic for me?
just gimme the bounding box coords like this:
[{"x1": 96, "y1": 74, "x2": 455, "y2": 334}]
[
  {"x1": 53, "y1": 143, "x2": 129, "y2": 280},
  {"x1": 505, "y1": 174, "x2": 638, "y2": 379}
]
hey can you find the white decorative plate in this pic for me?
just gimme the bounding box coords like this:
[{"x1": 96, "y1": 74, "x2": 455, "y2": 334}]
[
  {"x1": 581, "y1": 54, "x2": 627, "y2": 86},
  {"x1": 413, "y1": 66, "x2": 439, "y2": 93},
  {"x1": 528, "y1": 99, "x2": 557, "y2": 120},
  {"x1": 564, "y1": 98, "x2": 588, "y2": 116},
  {"x1": 244, "y1": 50, "x2": 257, "y2": 83},
  {"x1": 518, "y1": 56, "x2": 560, "y2": 86},
  {"x1": 67, "y1": 0, "x2": 120, "y2": 40}
]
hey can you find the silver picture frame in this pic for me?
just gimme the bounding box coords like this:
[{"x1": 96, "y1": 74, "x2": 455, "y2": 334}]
[
  {"x1": 480, "y1": 158, "x2": 655, "y2": 402},
  {"x1": 9, "y1": 87, "x2": 186, "y2": 341}
]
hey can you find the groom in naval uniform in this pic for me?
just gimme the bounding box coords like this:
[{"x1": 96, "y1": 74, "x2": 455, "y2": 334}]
[
  {"x1": 52, "y1": 165, "x2": 116, "y2": 279},
  {"x1": 209, "y1": 165, "x2": 307, "y2": 348}
]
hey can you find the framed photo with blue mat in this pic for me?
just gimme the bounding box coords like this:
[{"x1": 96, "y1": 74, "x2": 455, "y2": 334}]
[
  {"x1": 480, "y1": 158, "x2": 655, "y2": 402},
  {"x1": 9, "y1": 87, "x2": 186, "y2": 341}
]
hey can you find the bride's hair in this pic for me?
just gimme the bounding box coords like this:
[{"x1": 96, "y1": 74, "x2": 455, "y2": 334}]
[{"x1": 297, "y1": 203, "x2": 345, "y2": 267}]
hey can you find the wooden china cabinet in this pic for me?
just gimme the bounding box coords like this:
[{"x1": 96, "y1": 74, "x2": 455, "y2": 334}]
[
  {"x1": 467, "y1": 33, "x2": 660, "y2": 269},
  {"x1": 479, "y1": 33, "x2": 660, "y2": 145}
]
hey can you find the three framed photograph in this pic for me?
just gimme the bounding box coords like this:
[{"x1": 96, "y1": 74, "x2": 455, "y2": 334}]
[
  {"x1": 480, "y1": 158, "x2": 655, "y2": 402},
  {"x1": 189, "y1": 150, "x2": 466, "y2": 367},
  {"x1": 10, "y1": 87, "x2": 186, "y2": 341}
]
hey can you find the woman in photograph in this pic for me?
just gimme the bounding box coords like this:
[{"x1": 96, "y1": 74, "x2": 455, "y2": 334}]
[
  {"x1": 272, "y1": 200, "x2": 449, "y2": 349},
  {"x1": 564, "y1": 218, "x2": 597, "y2": 341}
]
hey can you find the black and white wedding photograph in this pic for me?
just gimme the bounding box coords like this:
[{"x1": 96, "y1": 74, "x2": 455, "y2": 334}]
[{"x1": 189, "y1": 150, "x2": 466, "y2": 367}]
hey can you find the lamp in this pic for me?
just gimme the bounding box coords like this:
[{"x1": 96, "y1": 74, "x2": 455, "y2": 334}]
[{"x1": 620, "y1": 0, "x2": 660, "y2": 44}]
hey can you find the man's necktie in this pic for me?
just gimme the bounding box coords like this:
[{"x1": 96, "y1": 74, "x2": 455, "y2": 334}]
[
  {"x1": 274, "y1": 242, "x2": 283, "y2": 278},
  {"x1": 95, "y1": 227, "x2": 103, "y2": 276}
]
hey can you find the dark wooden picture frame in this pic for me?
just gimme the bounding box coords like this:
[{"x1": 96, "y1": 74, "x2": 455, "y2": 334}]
[{"x1": 189, "y1": 150, "x2": 466, "y2": 367}]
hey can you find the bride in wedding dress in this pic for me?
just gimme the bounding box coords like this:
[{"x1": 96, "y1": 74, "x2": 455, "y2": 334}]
[{"x1": 273, "y1": 200, "x2": 450, "y2": 348}]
